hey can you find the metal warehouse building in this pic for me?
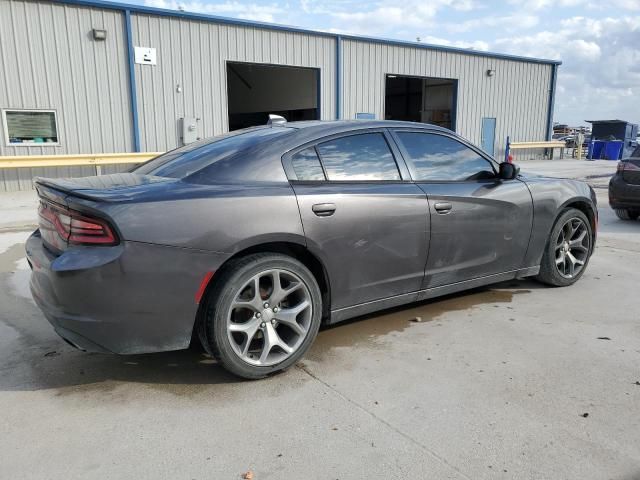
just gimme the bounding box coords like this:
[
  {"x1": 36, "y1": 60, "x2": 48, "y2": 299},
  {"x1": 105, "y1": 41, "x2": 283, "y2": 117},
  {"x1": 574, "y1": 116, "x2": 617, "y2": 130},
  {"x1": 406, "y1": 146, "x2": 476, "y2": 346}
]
[{"x1": 0, "y1": 0, "x2": 560, "y2": 191}]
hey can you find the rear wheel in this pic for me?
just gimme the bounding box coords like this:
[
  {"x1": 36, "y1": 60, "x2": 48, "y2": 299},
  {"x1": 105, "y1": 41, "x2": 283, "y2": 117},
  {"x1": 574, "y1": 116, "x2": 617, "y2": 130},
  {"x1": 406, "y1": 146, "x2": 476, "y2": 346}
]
[
  {"x1": 536, "y1": 208, "x2": 593, "y2": 287},
  {"x1": 200, "y1": 253, "x2": 322, "y2": 379},
  {"x1": 614, "y1": 208, "x2": 639, "y2": 221}
]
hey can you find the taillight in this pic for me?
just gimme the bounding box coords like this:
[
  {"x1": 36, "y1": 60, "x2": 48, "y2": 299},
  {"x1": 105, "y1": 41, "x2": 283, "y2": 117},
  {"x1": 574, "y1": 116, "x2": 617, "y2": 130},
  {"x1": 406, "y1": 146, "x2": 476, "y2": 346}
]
[
  {"x1": 625, "y1": 162, "x2": 640, "y2": 171},
  {"x1": 617, "y1": 161, "x2": 625, "y2": 173},
  {"x1": 38, "y1": 201, "x2": 118, "y2": 246}
]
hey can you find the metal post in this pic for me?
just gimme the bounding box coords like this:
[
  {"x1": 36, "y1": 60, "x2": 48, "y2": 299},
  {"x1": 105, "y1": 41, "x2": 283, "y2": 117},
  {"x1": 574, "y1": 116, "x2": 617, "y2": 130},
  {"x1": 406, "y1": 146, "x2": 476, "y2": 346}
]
[
  {"x1": 336, "y1": 35, "x2": 342, "y2": 120},
  {"x1": 125, "y1": 10, "x2": 141, "y2": 152},
  {"x1": 505, "y1": 136, "x2": 511, "y2": 163},
  {"x1": 545, "y1": 64, "x2": 558, "y2": 141}
]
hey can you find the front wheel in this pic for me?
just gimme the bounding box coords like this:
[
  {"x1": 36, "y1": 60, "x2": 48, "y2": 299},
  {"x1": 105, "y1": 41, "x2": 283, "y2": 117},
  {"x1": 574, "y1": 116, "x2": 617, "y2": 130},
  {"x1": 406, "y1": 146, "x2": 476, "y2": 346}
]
[
  {"x1": 614, "y1": 208, "x2": 639, "y2": 221},
  {"x1": 536, "y1": 208, "x2": 593, "y2": 287},
  {"x1": 200, "y1": 253, "x2": 322, "y2": 379}
]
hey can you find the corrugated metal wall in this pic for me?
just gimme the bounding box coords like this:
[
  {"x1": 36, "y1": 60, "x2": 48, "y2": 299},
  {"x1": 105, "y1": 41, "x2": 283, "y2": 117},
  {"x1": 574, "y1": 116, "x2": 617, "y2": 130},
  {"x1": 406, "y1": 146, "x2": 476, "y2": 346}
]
[
  {"x1": 0, "y1": 0, "x2": 555, "y2": 191},
  {"x1": 131, "y1": 14, "x2": 336, "y2": 152},
  {"x1": 0, "y1": 0, "x2": 134, "y2": 190},
  {"x1": 341, "y1": 39, "x2": 552, "y2": 160}
]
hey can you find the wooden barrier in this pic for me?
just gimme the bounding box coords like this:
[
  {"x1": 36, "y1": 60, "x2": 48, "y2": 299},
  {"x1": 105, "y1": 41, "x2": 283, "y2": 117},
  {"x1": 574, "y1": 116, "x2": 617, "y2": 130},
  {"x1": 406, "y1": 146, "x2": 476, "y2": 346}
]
[
  {"x1": 508, "y1": 140, "x2": 565, "y2": 160},
  {"x1": 0, "y1": 152, "x2": 162, "y2": 169}
]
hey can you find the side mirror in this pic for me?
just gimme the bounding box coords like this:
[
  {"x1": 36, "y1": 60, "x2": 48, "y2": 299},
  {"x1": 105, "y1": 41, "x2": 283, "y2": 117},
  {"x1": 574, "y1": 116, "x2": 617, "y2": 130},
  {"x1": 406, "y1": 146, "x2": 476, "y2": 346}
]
[{"x1": 499, "y1": 162, "x2": 520, "y2": 180}]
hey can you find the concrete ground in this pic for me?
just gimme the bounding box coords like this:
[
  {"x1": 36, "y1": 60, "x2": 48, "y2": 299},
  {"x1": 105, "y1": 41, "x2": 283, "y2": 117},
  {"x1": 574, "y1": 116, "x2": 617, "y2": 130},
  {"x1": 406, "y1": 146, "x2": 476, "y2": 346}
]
[{"x1": 1, "y1": 158, "x2": 639, "y2": 479}]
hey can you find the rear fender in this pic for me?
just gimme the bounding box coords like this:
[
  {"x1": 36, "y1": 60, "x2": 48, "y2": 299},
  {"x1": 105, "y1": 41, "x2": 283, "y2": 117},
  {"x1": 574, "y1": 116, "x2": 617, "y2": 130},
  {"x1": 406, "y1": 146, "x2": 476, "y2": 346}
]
[{"x1": 522, "y1": 178, "x2": 596, "y2": 268}]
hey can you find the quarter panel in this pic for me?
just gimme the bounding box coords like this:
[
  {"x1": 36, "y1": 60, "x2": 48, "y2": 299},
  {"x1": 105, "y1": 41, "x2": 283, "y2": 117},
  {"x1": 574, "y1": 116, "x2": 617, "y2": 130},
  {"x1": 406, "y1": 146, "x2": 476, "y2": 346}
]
[
  {"x1": 521, "y1": 176, "x2": 596, "y2": 267},
  {"x1": 89, "y1": 183, "x2": 306, "y2": 253}
]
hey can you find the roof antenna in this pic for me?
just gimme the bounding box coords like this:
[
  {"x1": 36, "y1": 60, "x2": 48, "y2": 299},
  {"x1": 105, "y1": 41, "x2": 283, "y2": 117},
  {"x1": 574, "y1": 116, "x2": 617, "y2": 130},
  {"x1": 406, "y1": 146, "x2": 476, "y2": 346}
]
[{"x1": 267, "y1": 114, "x2": 287, "y2": 127}]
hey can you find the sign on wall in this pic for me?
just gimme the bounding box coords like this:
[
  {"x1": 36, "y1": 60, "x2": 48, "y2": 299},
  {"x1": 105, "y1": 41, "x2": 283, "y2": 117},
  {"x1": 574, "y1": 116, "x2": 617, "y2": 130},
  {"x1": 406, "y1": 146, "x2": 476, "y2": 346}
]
[{"x1": 134, "y1": 47, "x2": 157, "y2": 65}]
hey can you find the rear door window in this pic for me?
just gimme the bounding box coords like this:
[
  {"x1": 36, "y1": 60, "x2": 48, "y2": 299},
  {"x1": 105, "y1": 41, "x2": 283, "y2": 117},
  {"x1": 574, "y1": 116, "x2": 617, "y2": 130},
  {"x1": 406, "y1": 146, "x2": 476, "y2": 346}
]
[
  {"x1": 396, "y1": 131, "x2": 496, "y2": 181},
  {"x1": 291, "y1": 147, "x2": 326, "y2": 181},
  {"x1": 316, "y1": 133, "x2": 401, "y2": 181}
]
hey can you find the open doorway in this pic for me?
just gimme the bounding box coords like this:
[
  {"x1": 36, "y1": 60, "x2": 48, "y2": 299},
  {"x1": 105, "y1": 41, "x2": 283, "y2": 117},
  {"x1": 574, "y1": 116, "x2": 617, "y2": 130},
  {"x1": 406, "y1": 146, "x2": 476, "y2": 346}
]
[
  {"x1": 227, "y1": 62, "x2": 319, "y2": 130},
  {"x1": 384, "y1": 74, "x2": 457, "y2": 131}
]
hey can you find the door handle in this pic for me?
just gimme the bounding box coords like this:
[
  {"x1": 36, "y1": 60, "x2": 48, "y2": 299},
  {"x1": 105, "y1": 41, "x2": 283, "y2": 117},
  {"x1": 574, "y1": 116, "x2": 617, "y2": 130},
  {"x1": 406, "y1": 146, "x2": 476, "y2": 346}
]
[
  {"x1": 434, "y1": 202, "x2": 453, "y2": 214},
  {"x1": 312, "y1": 203, "x2": 336, "y2": 217}
]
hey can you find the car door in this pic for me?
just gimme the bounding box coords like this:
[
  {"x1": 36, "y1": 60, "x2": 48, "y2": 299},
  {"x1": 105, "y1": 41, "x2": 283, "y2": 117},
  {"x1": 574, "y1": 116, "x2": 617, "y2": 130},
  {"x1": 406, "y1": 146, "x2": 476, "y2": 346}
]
[
  {"x1": 391, "y1": 129, "x2": 533, "y2": 289},
  {"x1": 284, "y1": 130, "x2": 429, "y2": 311}
]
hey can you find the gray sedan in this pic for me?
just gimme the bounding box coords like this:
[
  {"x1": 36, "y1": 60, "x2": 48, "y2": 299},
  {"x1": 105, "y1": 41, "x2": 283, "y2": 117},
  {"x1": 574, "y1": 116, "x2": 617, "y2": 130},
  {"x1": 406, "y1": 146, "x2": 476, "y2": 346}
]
[{"x1": 26, "y1": 120, "x2": 597, "y2": 379}]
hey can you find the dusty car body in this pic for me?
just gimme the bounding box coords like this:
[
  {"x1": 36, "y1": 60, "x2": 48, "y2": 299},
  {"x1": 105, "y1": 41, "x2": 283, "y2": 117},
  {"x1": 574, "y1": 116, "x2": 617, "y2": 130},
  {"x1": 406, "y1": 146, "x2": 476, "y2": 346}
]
[{"x1": 27, "y1": 120, "x2": 597, "y2": 378}]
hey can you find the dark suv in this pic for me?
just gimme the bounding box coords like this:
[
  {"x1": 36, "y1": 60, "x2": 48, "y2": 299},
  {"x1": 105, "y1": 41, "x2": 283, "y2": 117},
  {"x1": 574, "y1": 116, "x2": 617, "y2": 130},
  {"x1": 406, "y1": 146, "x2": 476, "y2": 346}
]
[{"x1": 609, "y1": 145, "x2": 640, "y2": 220}]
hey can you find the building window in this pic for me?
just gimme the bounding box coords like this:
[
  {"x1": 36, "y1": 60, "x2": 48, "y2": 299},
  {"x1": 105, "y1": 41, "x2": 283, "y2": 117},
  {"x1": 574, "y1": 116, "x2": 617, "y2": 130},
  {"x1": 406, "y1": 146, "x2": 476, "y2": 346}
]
[{"x1": 2, "y1": 110, "x2": 59, "y2": 146}]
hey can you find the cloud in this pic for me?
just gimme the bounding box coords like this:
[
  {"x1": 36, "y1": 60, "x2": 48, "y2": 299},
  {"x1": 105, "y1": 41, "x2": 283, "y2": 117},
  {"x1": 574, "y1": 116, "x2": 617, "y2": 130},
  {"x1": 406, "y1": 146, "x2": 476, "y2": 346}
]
[
  {"x1": 144, "y1": 0, "x2": 283, "y2": 22},
  {"x1": 420, "y1": 35, "x2": 489, "y2": 51},
  {"x1": 443, "y1": 14, "x2": 539, "y2": 33},
  {"x1": 321, "y1": 0, "x2": 480, "y2": 35},
  {"x1": 508, "y1": 0, "x2": 640, "y2": 10},
  {"x1": 494, "y1": 16, "x2": 640, "y2": 124}
]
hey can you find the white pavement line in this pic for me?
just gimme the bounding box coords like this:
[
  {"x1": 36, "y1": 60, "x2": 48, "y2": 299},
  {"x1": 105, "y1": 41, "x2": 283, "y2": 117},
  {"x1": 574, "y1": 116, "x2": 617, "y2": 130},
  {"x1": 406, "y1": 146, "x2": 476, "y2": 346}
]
[
  {"x1": 296, "y1": 363, "x2": 474, "y2": 480},
  {"x1": 0, "y1": 225, "x2": 37, "y2": 234}
]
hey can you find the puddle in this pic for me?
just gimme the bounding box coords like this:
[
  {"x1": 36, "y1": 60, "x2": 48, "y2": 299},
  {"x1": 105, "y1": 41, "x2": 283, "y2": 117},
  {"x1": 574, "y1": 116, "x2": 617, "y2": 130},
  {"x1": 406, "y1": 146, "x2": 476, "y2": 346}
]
[
  {"x1": 0, "y1": 257, "x2": 531, "y2": 398},
  {"x1": 0, "y1": 241, "x2": 29, "y2": 273},
  {"x1": 8, "y1": 257, "x2": 33, "y2": 303},
  {"x1": 308, "y1": 284, "x2": 531, "y2": 360},
  {"x1": 3, "y1": 345, "x2": 244, "y2": 398},
  {"x1": 0, "y1": 231, "x2": 31, "y2": 256}
]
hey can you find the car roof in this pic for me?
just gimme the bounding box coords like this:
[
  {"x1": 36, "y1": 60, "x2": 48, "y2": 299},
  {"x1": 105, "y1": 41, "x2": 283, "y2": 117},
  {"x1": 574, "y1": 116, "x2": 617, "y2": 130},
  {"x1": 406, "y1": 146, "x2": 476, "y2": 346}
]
[
  {"x1": 142, "y1": 120, "x2": 465, "y2": 184},
  {"x1": 281, "y1": 119, "x2": 451, "y2": 134},
  {"x1": 258, "y1": 119, "x2": 454, "y2": 151}
]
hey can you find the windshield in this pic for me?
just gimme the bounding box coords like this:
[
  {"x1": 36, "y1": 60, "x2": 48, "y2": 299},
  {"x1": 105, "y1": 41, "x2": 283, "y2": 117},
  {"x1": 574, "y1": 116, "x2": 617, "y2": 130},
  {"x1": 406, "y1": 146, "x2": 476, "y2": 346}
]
[{"x1": 133, "y1": 127, "x2": 292, "y2": 179}]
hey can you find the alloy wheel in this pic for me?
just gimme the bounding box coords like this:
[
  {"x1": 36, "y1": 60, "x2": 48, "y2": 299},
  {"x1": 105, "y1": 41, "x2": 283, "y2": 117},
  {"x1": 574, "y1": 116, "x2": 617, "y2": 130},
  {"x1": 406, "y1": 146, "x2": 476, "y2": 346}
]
[
  {"x1": 554, "y1": 217, "x2": 590, "y2": 279},
  {"x1": 226, "y1": 269, "x2": 313, "y2": 366}
]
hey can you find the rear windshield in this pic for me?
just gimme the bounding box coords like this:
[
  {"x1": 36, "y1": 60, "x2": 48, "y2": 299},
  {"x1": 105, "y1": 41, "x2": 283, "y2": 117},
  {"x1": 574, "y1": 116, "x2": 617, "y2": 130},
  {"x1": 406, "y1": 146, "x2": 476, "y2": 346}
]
[
  {"x1": 631, "y1": 145, "x2": 640, "y2": 158},
  {"x1": 133, "y1": 127, "x2": 291, "y2": 179}
]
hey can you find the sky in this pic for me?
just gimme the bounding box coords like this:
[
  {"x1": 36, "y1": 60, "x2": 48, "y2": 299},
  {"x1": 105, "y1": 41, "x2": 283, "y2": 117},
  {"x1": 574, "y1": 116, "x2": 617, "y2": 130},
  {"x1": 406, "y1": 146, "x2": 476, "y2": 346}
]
[{"x1": 131, "y1": 0, "x2": 640, "y2": 127}]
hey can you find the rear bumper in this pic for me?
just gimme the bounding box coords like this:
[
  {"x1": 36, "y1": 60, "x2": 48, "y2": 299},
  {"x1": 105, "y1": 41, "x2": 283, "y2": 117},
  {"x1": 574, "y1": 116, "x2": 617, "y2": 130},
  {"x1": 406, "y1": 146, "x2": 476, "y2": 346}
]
[
  {"x1": 609, "y1": 175, "x2": 640, "y2": 210},
  {"x1": 26, "y1": 231, "x2": 229, "y2": 354}
]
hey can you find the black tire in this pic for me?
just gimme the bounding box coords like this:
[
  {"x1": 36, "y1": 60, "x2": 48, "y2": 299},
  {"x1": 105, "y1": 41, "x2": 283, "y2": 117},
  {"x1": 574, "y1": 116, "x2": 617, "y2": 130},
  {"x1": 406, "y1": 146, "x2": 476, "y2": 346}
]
[
  {"x1": 199, "y1": 253, "x2": 322, "y2": 379},
  {"x1": 536, "y1": 208, "x2": 593, "y2": 287},
  {"x1": 614, "y1": 208, "x2": 639, "y2": 221}
]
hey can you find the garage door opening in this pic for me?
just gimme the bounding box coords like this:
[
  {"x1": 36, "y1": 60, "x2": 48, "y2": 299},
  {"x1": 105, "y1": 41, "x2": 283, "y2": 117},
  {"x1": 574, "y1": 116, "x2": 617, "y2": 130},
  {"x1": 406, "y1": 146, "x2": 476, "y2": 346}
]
[
  {"x1": 384, "y1": 74, "x2": 457, "y2": 131},
  {"x1": 227, "y1": 62, "x2": 319, "y2": 130}
]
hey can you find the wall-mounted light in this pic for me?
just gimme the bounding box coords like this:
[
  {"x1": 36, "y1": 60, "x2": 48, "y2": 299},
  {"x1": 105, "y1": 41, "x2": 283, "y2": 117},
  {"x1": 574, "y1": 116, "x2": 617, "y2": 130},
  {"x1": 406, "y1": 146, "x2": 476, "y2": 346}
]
[
  {"x1": 486, "y1": 69, "x2": 495, "y2": 77},
  {"x1": 92, "y1": 29, "x2": 107, "y2": 41}
]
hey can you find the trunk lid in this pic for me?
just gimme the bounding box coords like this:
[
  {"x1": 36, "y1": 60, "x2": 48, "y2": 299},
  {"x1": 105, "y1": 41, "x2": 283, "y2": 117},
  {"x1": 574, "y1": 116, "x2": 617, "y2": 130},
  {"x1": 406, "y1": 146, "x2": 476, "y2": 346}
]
[
  {"x1": 35, "y1": 173, "x2": 169, "y2": 253},
  {"x1": 35, "y1": 173, "x2": 174, "y2": 202}
]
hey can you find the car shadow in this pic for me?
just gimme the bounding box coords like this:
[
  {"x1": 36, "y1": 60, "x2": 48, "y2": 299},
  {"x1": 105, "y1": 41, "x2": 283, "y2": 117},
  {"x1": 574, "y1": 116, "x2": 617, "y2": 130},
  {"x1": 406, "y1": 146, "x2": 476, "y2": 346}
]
[
  {"x1": 3, "y1": 278, "x2": 541, "y2": 392},
  {"x1": 1, "y1": 342, "x2": 244, "y2": 393}
]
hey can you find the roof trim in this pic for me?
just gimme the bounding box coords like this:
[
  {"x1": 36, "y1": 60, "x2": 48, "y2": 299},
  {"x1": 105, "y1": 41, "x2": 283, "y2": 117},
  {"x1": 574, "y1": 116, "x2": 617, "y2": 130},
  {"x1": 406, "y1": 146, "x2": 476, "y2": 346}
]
[
  {"x1": 55, "y1": 0, "x2": 562, "y2": 66},
  {"x1": 585, "y1": 120, "x2": 634, "y2": 124}
]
